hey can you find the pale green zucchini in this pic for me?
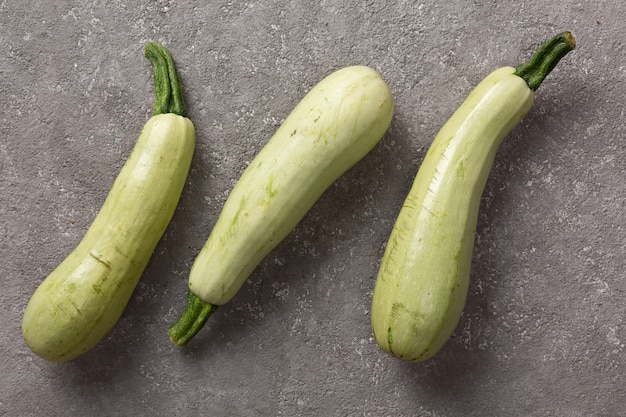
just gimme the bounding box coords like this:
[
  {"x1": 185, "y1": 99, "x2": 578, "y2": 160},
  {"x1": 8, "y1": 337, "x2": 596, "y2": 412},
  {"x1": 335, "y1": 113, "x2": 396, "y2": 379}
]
[
  {"x1": 371, "y1": 32, "x2": 576, "y2": 362},
  {"x1": 22, "y1": 43, "x2": 195, "y2": 361},
  {"x1": 169, "y1": 65, "x2": 394, "y2": 345}
]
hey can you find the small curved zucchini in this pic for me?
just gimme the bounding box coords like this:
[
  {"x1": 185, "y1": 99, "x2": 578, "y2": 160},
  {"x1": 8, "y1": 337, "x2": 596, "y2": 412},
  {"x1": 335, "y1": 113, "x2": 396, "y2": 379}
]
[
  {"x1": 169, "y1": 65, "x2": 394, "y2": 345},
  {"x1": 22, "y1": 43, "x2": 195, "y2": 361},
  {"x1": 371, "y1": 33, "x2": 576, "y2": 362}
]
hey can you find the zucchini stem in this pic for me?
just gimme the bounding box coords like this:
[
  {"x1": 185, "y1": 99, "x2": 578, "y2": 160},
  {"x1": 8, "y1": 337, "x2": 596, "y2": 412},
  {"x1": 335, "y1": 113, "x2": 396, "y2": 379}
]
[
  {"x1": 144, "y1": 42, "x2": 188, "y2": 117},
  {"x1": 168, "y1": 292, "x2": 218, "y2": 346},
  {"x1": 514, "y1": 32, "x2": 576, "y2": 91}
]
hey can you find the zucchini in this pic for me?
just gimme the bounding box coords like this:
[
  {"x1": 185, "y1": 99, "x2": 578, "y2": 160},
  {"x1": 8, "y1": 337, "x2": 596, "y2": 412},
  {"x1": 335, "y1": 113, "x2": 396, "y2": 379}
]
[
  {"x1": 169, "y1": 65, "x2": 394, "y2": 345},
  {"x1": 22, "y1": 43, "x2": 195, "y2": 361},
  {"x1": 371, "y1": 32, "x2": 576, "y2": 362}
]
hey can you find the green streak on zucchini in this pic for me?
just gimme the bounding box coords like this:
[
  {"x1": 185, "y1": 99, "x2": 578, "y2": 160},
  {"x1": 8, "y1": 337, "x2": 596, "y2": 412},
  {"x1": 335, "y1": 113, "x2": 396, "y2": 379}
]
[
  {"x1": 21, "y1": 43, "x2": 195, "y2": 361},
  {"x1": 371, "y1": 33, "x2": 575, "y2": 362},
  {"x1": 169, "y1": 66, "x2": 394, "y2": 346}
]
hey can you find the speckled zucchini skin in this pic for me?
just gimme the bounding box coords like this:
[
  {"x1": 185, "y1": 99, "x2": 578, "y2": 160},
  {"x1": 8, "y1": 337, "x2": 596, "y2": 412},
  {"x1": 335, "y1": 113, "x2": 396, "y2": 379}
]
[
  {"x1": 189, "y1": 66, "x2": 394, "y2": 305},
  {"x1": 22, "y1": 41, "x2": 194, "y2": 361},
  {"x1": 371, "y1": 67, "x2": 534, "y2": 362},
  {"x1": 371, "y1": 31, "x2": 575, "y2": 363},
  {"x1": 22, "y1": 114, "x2": 195, "y2": 361}
]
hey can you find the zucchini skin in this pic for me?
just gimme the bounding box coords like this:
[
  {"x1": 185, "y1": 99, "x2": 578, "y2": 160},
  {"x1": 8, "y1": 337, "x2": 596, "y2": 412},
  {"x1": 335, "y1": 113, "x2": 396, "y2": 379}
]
[
  {"x1": 22, "y1": 114, "x2": 195, "y2": 361},
  {"x1": 189, "y1": 66, "x2": 394, "y2": 305},
  {"x1": 371, "y1": 67, "x2": 533, "y2": 362}
]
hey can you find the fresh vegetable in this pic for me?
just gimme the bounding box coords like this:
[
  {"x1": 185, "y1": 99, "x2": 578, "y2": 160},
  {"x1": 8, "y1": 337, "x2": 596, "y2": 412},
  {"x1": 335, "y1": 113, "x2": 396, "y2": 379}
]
[
  {"x1": 371, "y1": 32, "x2": 576, "y2": 362},
  {"x1": 22, "y1": 43, "x2": 195, "y2": 361},
  {"x1": 169, "y1": 66, "x2": 394, "y2": 345}
]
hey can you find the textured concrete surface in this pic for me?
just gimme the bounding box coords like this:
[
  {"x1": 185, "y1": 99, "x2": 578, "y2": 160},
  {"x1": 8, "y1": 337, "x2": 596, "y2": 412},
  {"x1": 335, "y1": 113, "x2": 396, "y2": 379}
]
[{"x1": 2, "y1": 1, "x2": 625, "y2": 416}]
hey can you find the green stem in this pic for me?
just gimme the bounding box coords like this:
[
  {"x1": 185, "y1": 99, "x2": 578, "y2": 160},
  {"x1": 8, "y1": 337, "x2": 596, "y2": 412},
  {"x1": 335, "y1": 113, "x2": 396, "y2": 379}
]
[
  {"x1": 144, "y1": 42, "x2": 188, "y2": 117},
  {"x1": 168, "y1": 292, "x2": 218, "y2": 346},
  {"x1": 514, "y1": 32, "x2": 576, "y2": 91}
]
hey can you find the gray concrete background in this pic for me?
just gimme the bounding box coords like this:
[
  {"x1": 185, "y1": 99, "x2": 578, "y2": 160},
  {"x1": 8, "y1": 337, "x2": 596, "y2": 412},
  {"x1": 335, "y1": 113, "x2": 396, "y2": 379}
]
[{"x1": 1, "y1": 1, "x2": 624, "y2": 416}]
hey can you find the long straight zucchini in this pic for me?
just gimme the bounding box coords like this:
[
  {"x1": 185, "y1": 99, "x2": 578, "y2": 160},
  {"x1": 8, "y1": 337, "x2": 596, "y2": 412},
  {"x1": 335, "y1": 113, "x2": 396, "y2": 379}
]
[
  {"x1": 169, "y1": 66, "x2": 394, "y2": 345},
  {"x1": 371, "y1": 33, "x2": 576, "y2": 362},
  {"x1": 22, "y1": 43, "x2": 195, "y2": 361}
]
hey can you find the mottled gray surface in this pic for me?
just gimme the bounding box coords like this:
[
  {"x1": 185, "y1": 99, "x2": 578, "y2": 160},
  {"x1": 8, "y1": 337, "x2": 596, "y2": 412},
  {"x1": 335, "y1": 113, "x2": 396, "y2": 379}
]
[{"x1": 1, "y1": 1, "x2": 624, "y2": 416}]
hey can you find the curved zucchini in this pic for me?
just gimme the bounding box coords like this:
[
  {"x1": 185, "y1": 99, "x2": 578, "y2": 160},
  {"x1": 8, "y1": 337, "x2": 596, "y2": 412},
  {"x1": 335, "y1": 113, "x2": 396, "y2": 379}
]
[
  {"x1": 22, "y1": 43, "x2": 195, "y2": 361},
  {"x1": 169, "y1": 65, "x2": 394, "y2": 345},
  {"x1": 371, "y1": 33, "x2": 576, "y2": 362}
]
